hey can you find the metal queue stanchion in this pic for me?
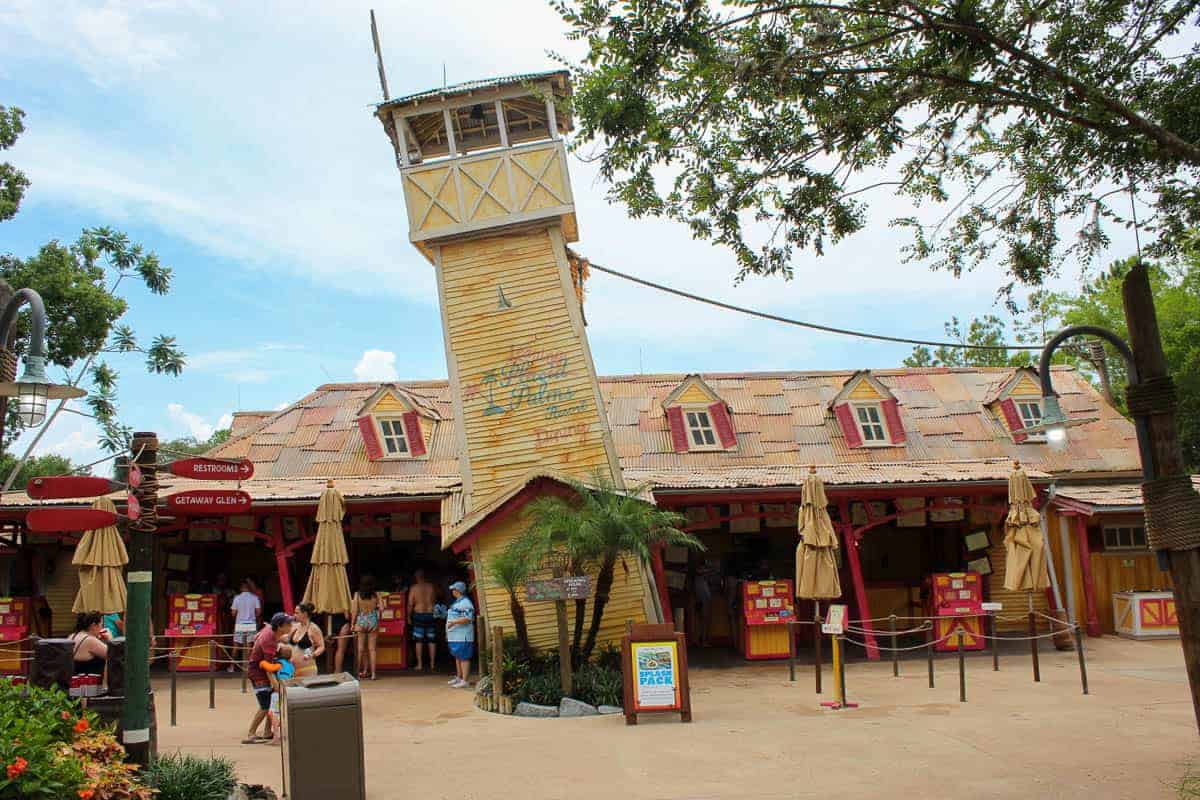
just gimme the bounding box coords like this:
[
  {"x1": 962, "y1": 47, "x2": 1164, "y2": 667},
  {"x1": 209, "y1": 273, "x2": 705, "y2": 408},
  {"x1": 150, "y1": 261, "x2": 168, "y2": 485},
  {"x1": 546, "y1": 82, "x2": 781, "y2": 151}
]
[{"x1": 957, "y1": 630, "x2": 966, "y2": 703}]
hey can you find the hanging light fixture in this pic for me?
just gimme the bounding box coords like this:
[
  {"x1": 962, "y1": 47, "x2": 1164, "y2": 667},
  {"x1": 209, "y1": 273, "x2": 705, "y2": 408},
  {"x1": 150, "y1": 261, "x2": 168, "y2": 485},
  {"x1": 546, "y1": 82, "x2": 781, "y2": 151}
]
[{"x1": 0, "y1": 288, "x2": 86, "y2": 431}]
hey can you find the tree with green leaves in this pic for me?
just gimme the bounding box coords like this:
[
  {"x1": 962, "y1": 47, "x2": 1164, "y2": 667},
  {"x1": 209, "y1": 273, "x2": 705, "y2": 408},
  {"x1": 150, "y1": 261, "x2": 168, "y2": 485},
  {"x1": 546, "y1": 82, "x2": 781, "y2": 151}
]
[
  {"x1": 0, "y1": 103, "x2": 185, "y2": 488},
  {"x1": 158, "y1": 428, "x2": 232, "y2": 460},
  {"x1": 486, "y1": 539, "x2": 535, "y2": 657},
  {"x1": 558, "y1": 0, "x2": 1200, "y2": 299},
  {"x1": 520, "y1": 476, "x2": 699, "y2": 660},
  {"x1": 904, "y1": 315, "x2": 1032, "y2": 368},
  {"x1": 0, "y1": 453, "x2": 82, "y2": 491}
]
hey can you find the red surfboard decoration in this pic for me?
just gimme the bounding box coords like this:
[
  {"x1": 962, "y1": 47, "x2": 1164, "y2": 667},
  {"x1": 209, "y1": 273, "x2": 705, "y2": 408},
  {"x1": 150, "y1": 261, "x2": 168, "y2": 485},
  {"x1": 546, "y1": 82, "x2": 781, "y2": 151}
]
[
  {"x1": 168, "y1": 457, "x2": 254, "y2": 481},
  {"x1": 27, "y1": 508, "x2": 120, "y2": 533},
  {"x1": 166, "y1": 490, "x2": 252, "y2": 515},
  {"x1": 26, "y1": 476, "x2": 118, "y2": 500}
]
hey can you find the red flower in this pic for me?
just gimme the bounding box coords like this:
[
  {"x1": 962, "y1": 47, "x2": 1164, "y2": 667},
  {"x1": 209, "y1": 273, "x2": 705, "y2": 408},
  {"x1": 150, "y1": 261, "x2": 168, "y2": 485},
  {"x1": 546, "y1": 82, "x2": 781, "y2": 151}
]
[
  {"x1": 61, "y1": 711, "x2": 72, "y2": 721},
  {"x1": 74, "y1": 719, "x2": 90, "y2": 734},
  {"x1": 79, "y1": 789, "x2": 95, "y2": 800},
  {"x1": 6, "y1": 757, "x2": 28, "y2": 780}
]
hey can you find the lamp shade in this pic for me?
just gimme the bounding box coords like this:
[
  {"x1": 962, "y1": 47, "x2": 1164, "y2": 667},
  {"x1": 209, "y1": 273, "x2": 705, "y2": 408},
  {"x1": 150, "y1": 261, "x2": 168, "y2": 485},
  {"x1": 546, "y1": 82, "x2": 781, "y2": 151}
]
[
  {"x1": 15, "y1": 381, "x2": 48, "y2": 426},
  {"x1": 0, "y1": 355, "x2": 86, "y2": 426}
]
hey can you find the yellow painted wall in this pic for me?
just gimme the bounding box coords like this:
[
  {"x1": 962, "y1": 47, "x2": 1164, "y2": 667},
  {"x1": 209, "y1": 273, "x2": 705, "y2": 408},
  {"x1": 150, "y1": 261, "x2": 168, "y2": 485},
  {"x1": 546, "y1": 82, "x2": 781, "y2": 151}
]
[
  {"x1": 675, "y1": 383, "x2": 714, "y2": 404},
  {"x1": 474, "y1": 509, "x2": 652, "y2": 651},
  {"x1": 848, "y1": 380, "x2": 882, "y2": 400},
  {"x1": 1010, "y1": 373, "x2": 1041, "y2": 397},
  {"x1": 372, "y1": 393, "x2": 409, "y2": 413},
  {"x1": 437, "y1": 229, "x2": 617, "y2": 510}
]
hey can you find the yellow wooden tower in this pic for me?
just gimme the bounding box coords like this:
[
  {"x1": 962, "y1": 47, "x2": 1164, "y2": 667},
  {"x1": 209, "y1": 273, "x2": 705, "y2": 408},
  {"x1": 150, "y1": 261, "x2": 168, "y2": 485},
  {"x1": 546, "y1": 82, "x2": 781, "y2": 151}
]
[
  {"x1": 375, "y1": 70, "x2": 622, "y2": 508},
  {"x1": 374, "y1": 71, "x2": 658, "y2": 641}
]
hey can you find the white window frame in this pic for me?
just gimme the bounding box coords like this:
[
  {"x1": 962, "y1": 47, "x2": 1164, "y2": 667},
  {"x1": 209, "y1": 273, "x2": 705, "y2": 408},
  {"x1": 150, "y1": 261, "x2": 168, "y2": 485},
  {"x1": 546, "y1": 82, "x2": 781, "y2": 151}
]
[
  {"x1": 1102, "y1": 524, "x2": 1148, "y2": 551},
  {"x1": 1014, "y1": 398, "x2": 1046, "y2": 441},
  {"x1": 851, "y1": 402, "x2": 890, "y2": 446},
  {"x1": 375, "y1": 416, "x2": 410, "y2": 457},
  {"x1": 682, "y1": 406, "x2": 721, "y2": 451}
]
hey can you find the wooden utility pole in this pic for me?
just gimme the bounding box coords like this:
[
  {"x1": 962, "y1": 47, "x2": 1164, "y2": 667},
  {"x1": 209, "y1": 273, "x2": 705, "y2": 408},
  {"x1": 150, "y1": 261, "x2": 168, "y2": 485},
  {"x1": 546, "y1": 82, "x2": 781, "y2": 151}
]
[
  {"x1": 1122, "y1": 262, "x2": 1200, "y2": 731},
  {"x1": 121, "y1": 432, "x2": 158, "y2": 764}
]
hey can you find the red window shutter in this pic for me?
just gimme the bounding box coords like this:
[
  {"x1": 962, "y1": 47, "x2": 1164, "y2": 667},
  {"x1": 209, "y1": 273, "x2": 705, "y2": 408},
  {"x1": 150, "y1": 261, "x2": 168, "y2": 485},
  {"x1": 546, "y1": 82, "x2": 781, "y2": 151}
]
[
  {"x1": 881, "y1": 398, "x2": 907, "y2": 444},
  {"x1": 708, "y1": 401, "x2": 737, "y2": 449},
  {"x1": 666, "y1": 406, "x2": 689, "y2": 453},
  {"x1": 357, "y1": 415, "x2": 384, "y2": 460},
  {"x1": 834, "y1": 403, "x2": 863, "y2": 448},
  {"x1": 402, "y1": 411, "x2": 426, "y2": 457},
  {"x1": 999, "y1": 399, "x2": 1028, "y2": 443}
]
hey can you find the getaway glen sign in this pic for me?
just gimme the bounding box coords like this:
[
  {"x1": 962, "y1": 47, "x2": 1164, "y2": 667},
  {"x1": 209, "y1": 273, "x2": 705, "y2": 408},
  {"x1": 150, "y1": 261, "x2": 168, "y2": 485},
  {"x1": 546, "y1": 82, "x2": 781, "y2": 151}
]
[
  {"x1": 166, "y1": 490, "x2": 252, "y2": 515},
  {"x1": 168, "y1": 457, "x2": 254, "y2": 480}
]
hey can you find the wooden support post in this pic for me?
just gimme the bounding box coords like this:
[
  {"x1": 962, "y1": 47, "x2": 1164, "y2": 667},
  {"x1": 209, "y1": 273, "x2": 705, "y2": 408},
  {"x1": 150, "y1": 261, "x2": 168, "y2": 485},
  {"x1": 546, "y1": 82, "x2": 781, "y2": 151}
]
[
  {"x1": 1029, "y1": 612, "x2": 1041, "y2": 683},
  {"x1": 836, "y1": 637, "x2": 847, "y2": 708},
  {"x1": 1074, "y1": 515, "x2": 1102, "y2": 637},
  {"x1": 478, "y1": 616, "x2": 488, "y2": 677},
  {"x1": 927, "y1": 623, "x2": 935, "y2": 689},
  {"x1": 490, "y1": 625, "x2": 503, "y2": 712},
  {"x1": 1074, "y1": 624, "x2": 1089, "y2": 695},
  {"x1": 551, "y1": 564, "x2": 572, "y2": 696},
  {"x1": 890, "y1": 614, "x2": 899, "y2": 677},
  {"x1": 990, "y1": 612, "x2": 999, "y2": 672},
  {"x1": 121, "y1": 432, "x2": 157, "y2": 766},
  {"x1": 169, "y1": 648, "x2": 177, "y2": 727},
  {"x1": 957, "y1": 630, "x2": 966, "y2": 703},
  {"x1": 208, "y1": 639, "x2": 216, "y2": 710},
  {"x1": 838, "y1": 506, "x2": 879, "y2": 660},
  {"x1": 813, "y1": 607, "x2": 823, "y2": 695},
  {"x1": 788, "y1": 622, "x2": 796, "y2": 682}
]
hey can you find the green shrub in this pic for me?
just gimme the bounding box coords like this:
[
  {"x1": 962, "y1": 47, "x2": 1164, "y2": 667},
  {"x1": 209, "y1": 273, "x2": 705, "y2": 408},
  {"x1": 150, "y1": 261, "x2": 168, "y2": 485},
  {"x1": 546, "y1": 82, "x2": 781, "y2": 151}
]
[
  {"x1": 571, "y1": 663, "x2": 623, "y2": 708},
  {"x1": 520, "y1": 671, "x2": 567, "y2": 707},
  {"x1": 144, "y1": 753, "x2": 237, "y2": 800},
  {"x1": 593, "y1": 642, "x2": 622, "y2": 672}
]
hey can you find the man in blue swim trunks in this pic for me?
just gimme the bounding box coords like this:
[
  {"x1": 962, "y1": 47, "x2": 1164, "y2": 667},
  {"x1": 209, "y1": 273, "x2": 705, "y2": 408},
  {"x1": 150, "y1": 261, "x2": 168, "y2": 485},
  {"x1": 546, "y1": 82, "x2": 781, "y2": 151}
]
[{"x1": 408, "y1": 568, "x2": 437, "y2": 672}]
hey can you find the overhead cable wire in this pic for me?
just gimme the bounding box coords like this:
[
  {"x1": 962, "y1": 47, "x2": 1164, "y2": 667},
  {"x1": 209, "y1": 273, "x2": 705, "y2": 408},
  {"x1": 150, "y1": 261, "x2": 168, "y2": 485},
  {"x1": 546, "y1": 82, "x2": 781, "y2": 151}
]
[{"x1": 588, "y1": 262, "x2": 1044, "y2": 351}]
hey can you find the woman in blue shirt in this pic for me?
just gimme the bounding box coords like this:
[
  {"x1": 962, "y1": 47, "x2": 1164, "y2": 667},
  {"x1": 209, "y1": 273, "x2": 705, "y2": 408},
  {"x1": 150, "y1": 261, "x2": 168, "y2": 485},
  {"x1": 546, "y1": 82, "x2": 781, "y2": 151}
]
[{"x1": 445, "y1": 581, "x2": 475, "y2": 689}]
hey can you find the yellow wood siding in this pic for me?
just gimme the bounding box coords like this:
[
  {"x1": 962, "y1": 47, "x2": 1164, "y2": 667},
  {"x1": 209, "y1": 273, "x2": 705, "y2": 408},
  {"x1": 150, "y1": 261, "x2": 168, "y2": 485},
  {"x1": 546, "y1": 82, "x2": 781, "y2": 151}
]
[
  {"x1": 1090, "y1": 549, "x2": 1172, "y2": 634},
  {"x1": 372, "y1": 393, "x2": 408, "y2": 413},
  {"x1": 1010, "y1": 374, "x2": 1042, "y2": 397},
  {"x1": 437, "y1": 229, "x2": 618, "y2": 511},
  {"x1": 43, "y1": 550, "x2": 80, "y2": 636},
  {"x1": 848, "y1": 380, "x2": 882, "y2": 400},
  {"x1": 675, "y1": 383, "x2": 714, "y2": 404},
  {"x1": 475, "y1": 510, "x2": 652, "y2": 651}
]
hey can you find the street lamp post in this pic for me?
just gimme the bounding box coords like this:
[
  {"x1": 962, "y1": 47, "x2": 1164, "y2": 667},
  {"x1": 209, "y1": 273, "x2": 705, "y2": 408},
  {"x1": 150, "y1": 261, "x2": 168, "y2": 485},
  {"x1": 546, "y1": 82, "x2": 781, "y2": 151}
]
[
  {"x1": 0, "y1": 288, "x2": 86, "y2": 442},
  {"x1": 1024, "y1": 262, "x2": 1200, "y2": 732}
]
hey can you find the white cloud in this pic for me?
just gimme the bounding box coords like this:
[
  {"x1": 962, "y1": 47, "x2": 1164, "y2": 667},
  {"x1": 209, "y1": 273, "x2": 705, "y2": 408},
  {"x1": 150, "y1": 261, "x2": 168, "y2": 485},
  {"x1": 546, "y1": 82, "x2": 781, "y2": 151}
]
[
  {"x1": 8, "y1": 410, "x2": 108, "y2": 477},
  {"x1": 166, "y1": 402, "x2": 226, "y2": 441},
  {"x1": 353, "y1": 350, "x2": 398, "y2": 382}
]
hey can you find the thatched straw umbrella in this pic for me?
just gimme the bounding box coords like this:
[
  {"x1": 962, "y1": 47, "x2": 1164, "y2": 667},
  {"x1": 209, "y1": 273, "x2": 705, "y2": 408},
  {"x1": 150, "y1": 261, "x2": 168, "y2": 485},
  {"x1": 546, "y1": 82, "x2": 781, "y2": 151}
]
[
  {"x1": 72, "y1": 497, "x2": 128, "y2": 614},
  {"x1": 1003, "y1": 462, "x2": 1050, "y2": 598},
  {"x1": 796, "y1": 466, "x2": 841, "y2": 607},
  {"x1": 302, "y1": 480, "x2": 352, "y2": 662}
]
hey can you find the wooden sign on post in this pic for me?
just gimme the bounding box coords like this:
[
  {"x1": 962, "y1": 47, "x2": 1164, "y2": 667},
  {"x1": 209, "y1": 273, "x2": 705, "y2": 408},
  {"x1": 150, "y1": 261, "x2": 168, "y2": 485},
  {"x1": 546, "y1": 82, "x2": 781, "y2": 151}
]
[
  {"x1": 26, "y1": 476, "x2": 118, "y2": 500},
  {"x1": 168, "y1": 457, "x2": 254, "y2": 481},
  {"x1": 621, "y1": 623, "x2": 692, "y2": 725},
  {"x1": 26, "y1": 507, "x2": 120, "y2": 533},
  {"x1": 524, "y1": 576, "x2": 592, "y2": 602},
  {"x1": 166, "y1": 490, "x2": 252, "y2": 515}
]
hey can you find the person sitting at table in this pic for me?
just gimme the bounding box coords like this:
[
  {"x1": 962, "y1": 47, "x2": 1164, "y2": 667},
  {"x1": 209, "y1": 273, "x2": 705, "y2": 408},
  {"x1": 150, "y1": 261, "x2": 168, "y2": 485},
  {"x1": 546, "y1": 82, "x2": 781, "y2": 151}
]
[{"x1": 71, "y1": 612, "x2": 110, "y2": 676}]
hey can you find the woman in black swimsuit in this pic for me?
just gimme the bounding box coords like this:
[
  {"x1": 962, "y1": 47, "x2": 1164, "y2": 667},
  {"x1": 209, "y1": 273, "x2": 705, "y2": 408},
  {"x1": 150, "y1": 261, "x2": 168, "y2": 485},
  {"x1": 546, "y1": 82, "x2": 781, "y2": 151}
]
[
  {"x1": 287, "y1": 602, "x2": 325, "y2": 677},
  {"x1": 71, "y1": 612, "x2": 110, "y2": 676}
]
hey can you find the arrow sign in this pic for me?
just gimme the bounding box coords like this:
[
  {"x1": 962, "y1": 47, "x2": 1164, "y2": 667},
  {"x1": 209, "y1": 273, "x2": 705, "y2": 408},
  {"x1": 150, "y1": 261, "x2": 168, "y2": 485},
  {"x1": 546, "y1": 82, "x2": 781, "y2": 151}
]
[
  {"x1": 169, "y1": 457, "x2": 254, "y2": 481},
  {"x1": 166, "y1": 490, "x2": 252, "y2": 515},
  {"x1": 27, "y1": 507, "x2": 120, "y2": 533},
  {"x1": 26, "y1": 476, "x2": 118, "y2": 500}
]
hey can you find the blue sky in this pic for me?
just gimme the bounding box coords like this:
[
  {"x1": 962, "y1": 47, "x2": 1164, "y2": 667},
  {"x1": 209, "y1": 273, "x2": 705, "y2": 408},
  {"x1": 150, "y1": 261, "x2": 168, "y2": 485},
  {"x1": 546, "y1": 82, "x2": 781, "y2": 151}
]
[{"x1": 0, "y1": 1, "x2": 1140, "y2": 471}]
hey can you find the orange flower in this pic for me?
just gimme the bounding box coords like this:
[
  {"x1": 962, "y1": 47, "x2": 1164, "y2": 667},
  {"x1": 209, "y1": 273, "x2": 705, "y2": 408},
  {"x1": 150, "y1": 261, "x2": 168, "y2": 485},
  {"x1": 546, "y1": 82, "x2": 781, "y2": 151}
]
[
  {"x1": 61, "y1": 711, "x2": 72, "y2": 721},
  {"x1": 6, "y1": 757, "x2": 28, "y2": 780},
  {"x1": 79, "y1": 789, "x2": 95, "y2": 800},
  {"x1": 73, "y1": 719, "x2": 90, "y2": 734}
]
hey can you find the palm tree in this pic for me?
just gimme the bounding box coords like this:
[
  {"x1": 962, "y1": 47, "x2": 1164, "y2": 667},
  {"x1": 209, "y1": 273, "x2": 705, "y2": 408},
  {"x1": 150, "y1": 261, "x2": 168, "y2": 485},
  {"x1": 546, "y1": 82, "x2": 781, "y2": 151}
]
[
  {"x1": 522, "y1": 474, "x2": 700, "y2": 661},
  {"x1": 487, "y1": 539, "x2": 533, "y2": 657}
]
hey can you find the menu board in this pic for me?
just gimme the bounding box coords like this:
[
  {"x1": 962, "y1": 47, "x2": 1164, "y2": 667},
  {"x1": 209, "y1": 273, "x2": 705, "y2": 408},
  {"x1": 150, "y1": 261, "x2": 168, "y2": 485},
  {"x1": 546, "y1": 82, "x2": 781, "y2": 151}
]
[
  {"x1": 742, "y1": 579, "x2": 795, "y2": 625},
  {"x1": 167, "y1": 593, "x2": 217, "y2": 635},
  {"x1": 631, "y1": 641, "x2": 681, "y2": 711},
  {"x1": 0, "y1": 597, "x2": 30, "y2": 636},
  {"x1": 377, "y1": 591, "x2": 407, "y2": 636}
]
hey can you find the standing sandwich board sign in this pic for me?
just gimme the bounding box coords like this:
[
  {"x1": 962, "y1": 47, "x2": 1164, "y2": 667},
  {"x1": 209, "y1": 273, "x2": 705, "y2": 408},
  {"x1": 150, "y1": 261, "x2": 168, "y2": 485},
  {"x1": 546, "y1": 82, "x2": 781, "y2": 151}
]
[{"x1": 621, "y1": 623, "x2": 692, "y2": 725}]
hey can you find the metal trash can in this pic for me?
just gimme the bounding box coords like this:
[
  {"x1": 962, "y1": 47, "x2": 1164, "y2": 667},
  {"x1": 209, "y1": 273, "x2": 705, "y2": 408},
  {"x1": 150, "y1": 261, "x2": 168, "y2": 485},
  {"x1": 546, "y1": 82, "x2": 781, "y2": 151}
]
[{"x1": 280, "y1": 673, "x2": 365, "y2": 800}]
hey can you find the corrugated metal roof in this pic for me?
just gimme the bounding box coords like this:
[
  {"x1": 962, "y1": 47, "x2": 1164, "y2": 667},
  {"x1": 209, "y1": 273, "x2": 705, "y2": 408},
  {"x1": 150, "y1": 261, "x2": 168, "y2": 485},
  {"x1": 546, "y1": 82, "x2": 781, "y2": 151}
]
[
  {"x1": 1053, "y1": 478, "x2": 1200, "y2": 512},
  {"x1": 378, "y1": 70, "x2": 569, "y2": 109}
]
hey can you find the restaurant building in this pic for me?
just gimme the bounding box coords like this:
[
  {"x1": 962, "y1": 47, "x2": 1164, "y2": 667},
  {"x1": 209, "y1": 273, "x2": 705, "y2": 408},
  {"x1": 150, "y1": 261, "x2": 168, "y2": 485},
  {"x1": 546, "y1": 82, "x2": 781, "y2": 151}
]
[{"x1": 0, "y1": 71, "x2": 1173, "y2": 657}]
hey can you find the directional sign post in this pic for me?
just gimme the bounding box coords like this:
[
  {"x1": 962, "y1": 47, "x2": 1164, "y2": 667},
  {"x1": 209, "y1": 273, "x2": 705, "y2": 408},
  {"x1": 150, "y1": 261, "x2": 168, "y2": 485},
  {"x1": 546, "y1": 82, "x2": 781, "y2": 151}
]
[
  {"x1": 166, "y1": 490, "x2": 252, "y2": 516},
  {"x1": 26, "y1": 476, "x2": 118, "y2": 500},
  {"x1": 168, "y1": 457, "x2": 253, "y2": 481},
  {"x1": 26, "y1": 507, "x2": 120, "y2": 533}
]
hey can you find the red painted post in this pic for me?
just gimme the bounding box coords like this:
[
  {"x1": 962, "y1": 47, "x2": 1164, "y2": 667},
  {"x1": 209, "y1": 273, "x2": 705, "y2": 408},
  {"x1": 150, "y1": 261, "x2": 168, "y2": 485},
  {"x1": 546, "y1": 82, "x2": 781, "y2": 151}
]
[
  {"x1": 838, "y1": 502, "x2": 879, "y2": 660},
  {"x1": 1074, "y1": 515, "x2": 1102, "y2": 637},
  {"x1": 269, "y1": 516, "x2": 296, "y2": 613},
  {"x1": 651, "y1": 545, "x2": 673, "y2": 627}
]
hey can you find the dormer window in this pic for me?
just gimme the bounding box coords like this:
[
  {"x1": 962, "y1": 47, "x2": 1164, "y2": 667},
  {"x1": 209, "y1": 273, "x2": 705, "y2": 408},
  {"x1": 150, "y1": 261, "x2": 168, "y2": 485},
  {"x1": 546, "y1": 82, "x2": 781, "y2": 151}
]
[
  {"x1": 854, "y1": 403, "x2": 888, "y2": 444},
  {"x1": 1014, "y1": 399, "x2": 1045, "y2": 441},
  {"x1": 663, "y1": 375, "x2": 738, "y2": 453},
  {"x1": 378, "y1": 417, "x2": 410, "y2": 455},
  {"x1": 685, "y1": 409, "x2": 718, "y2": 449},
  {"x1": 987, "y1": 368, "x2": 1051, "y2": 443},
  {"x1": 829, "y1": 371, "x2": 906, "y2": 449}
]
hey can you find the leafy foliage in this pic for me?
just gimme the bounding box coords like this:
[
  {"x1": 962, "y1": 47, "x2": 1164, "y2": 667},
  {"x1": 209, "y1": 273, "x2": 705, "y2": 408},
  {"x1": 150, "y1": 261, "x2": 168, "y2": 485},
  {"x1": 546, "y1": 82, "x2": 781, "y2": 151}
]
[
  {"x1": 0, "y1": 453, "x2": 81, "y2": 491},
  {"x1": 558, "y1": 0, "x2": 1200, "y2": 298},
  {"x1": 143, "y1": 753, "x2": 237, "y2": 800},
  {"x1": 519, "y1": 473, "x2": 699, "y2": 660},
  {"x1": 158, "y1": 428, "x2": 232, "y2": 459},
  {"x1": 487, "y1": 539, "x2": 535, "y2": 656},
  {"x1": 499, "y1": 636, "x2": 624, "y2": 708},
  {"x1": 0, "y1": 106, "x2": 27, "y2": 223}
]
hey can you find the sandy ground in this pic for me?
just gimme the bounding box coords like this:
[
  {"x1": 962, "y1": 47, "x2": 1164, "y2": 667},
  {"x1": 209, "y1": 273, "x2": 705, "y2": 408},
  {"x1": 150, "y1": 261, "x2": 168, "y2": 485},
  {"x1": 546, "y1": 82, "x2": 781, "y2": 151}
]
[{"x1": 156, "y1": 636, "x2": 1198, "y2": 799}]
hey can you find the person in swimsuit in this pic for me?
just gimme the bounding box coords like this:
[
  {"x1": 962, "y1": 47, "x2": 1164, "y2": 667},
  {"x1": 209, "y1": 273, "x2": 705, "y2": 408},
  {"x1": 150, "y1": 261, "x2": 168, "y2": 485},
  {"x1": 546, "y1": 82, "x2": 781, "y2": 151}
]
[
  {"x1": 407, "y1": 568, "x2": 438, "y2": 672},
  {"x1": 71, "y1": 612, "x2": 110, "y2": 676},
  {"x1": 352, "y1": 576, "x2": 382, "y2": 680},
  {"x1": 287, "y1": 602, "x2": 325, "y2": 677}
]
